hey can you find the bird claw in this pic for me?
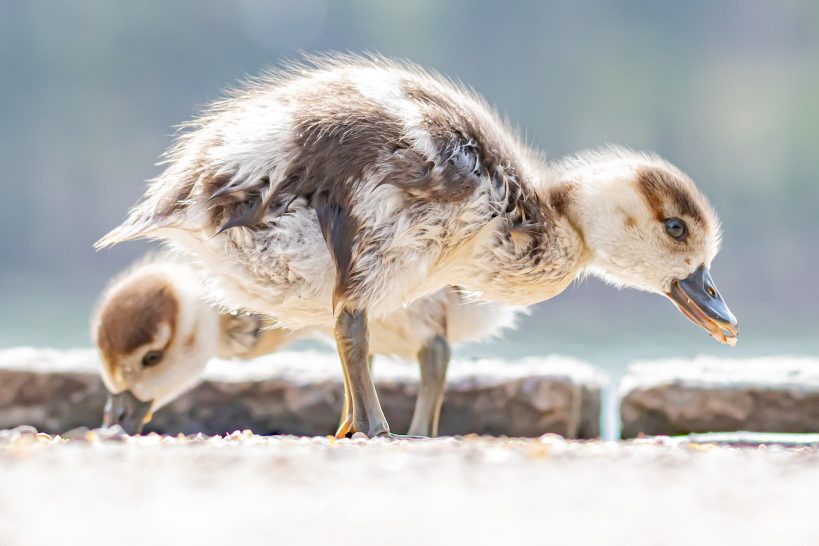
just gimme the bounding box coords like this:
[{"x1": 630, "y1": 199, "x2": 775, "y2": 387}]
[
  {"x1": 357, "y1": 431, "x2": 428, "y2": 440},
  {"x1": 335, "y1": 416, "x2": 354, "y2": 439}
]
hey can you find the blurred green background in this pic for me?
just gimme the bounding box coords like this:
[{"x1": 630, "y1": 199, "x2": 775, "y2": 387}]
[{"x1": 1, "y1": 1, "x2": 817, "y2": 374}]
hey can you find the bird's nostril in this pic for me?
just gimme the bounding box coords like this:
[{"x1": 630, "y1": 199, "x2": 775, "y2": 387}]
[
  {"x1": 116, "y1": 408, "x2": 127, "y2": 421},
  {"x1": 706, "y1": 286, "x2": 716, "y2": 298}
]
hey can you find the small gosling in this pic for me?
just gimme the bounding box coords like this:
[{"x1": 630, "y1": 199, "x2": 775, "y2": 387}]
[{"x1": 92, "y1": 258, "x2": 521, "y2": 435}]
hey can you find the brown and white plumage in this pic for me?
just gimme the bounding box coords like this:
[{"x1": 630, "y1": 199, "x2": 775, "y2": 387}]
[
  {"x1": 92, "y1": 257, "x2": 520, "y2": 434},
  {"x1": 98, "y1": 54, "x2": 737, "y2": 437}
]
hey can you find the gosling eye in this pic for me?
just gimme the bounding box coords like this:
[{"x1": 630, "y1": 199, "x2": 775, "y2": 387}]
[
  {"x1": 663, "y1": 218, "x2": 688, "y2": 241},
  {"x1": 141, "y1": 350, "x2": 163, "y2": 368}
]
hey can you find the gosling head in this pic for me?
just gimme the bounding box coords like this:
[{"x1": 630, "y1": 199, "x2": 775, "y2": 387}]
[
  {"x1": 560, "y1": 148, "x2": 738, "y2": 345},
  {"x1": 91, "y1": 261, "x2": 219, "y2": 434}
]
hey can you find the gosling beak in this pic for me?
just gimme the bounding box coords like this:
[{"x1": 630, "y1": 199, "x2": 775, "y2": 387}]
[
  {"x1": 667, "y1": 265, "x2": 739, "y2": 346},
  {"x1": 102, "y1": 390, "x2": 154, "y2": 435}
]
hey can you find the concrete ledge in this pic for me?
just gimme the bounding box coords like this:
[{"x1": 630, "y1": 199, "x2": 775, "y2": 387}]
[
  {"x1": 0, "y1": 347, "x2": 607, "y2": 438},
  {"x1": 620, "y1": 356, "x2": 819, "y2": 438},
  {"x1": 679, "y1": 431, "x2": 819, "y2": 448},
  {"x1": 5, "y1": 434, "x2": 819, "y2": 546}
]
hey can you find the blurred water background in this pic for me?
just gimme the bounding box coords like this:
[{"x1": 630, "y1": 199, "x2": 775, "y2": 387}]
[{"x1": 1, "y1": 1, "x2": 817, "y2": 388}]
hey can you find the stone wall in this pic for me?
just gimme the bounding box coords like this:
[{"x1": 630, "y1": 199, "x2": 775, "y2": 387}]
[
  {"x1": 8, "y1": 349, "x2": 819, "y2": 439},
  {"x1": 0, "y1": 348, "x2": 607, "y2": 438},
  {"x1": 620, "y1": 356, "x2": 819, "y2": 438}
]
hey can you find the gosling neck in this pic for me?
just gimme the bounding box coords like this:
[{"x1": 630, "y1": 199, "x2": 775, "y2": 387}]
[{"x1": 537, "y1": 156, "x2": 627, "y2": 270}]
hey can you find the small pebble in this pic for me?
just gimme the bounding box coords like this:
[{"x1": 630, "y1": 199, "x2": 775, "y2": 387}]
[
  {"x1": 62, "y1": 427, "x2": 91, "y2": 441},
  {"x1": 96, "y1": 425, "x2": 127, "y2": 442},
  {"x1": 12, "y1": 425, "x2": 38, "y2": 436},
  {"x1": 5, "y1": 426, "x2": 39, "y2": 448}
]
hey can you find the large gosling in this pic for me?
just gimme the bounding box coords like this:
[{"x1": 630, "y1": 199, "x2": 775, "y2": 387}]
[{"x1": 98, "y1": 54, "x2": 738, "y2": 438}]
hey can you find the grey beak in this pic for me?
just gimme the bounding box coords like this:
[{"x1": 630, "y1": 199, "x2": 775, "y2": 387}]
[
  {"x1": 102, "y1": 390, "x2": 153, "y2": 435},
  {"x1": 668, "y1": 265, "x2": 739, "y2": 345}
]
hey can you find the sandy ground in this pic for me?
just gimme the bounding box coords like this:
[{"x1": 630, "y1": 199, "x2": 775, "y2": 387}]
[{"x1": 1, "y1": 429, "x2": 818, "y2": 546}]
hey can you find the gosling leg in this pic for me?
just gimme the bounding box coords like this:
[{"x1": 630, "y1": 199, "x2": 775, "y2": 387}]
[
  {"x1": 336, "y1": 355, "x2": 375, "y2": 437},
  {"x1": 335, "y1": 308, "x2": 390, "y2": 438},
  {"x1": 335, "y1": 370, "x2": 354, "y2": 438},
  {"x1": 407, "y1": 335, "x2": 451, "y2": 437}
]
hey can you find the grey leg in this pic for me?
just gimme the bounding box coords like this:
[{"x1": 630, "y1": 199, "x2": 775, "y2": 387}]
[
  {"x1": 408, "y1": 335, "x2": 451, "y2": 437},
  {"x1": 334, "y1": 308, "x2": 390, "y2": 438},
  {"x1": 337, "y1": 354, "x2": 375, "y2": 436},
  {"x1": 336, "y1": 369, "x2": 354, "y2": 438}
]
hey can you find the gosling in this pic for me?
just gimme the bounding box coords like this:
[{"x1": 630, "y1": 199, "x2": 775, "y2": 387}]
[
  {"x1": 98, "y1": 54, "x2": 738, "y2": 438},
  {"x1": 92, "y1": 257, "x2": 520, "y2": 435}
]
